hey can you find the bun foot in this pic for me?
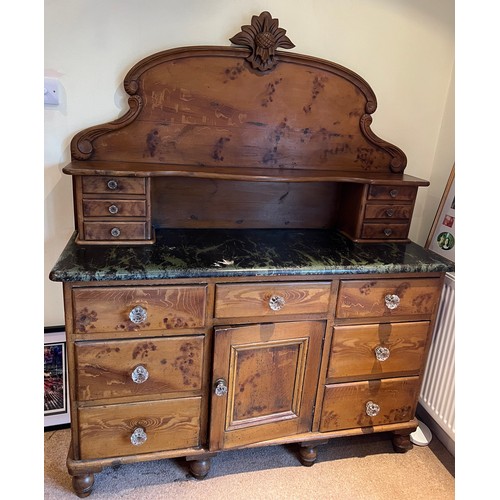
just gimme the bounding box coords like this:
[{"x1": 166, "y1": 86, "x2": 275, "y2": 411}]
[
  {"x1": 72, "y1": 473, "x2": 95, "y2": 498},
  {"x1": 392, "y1": 430, "x2": 414, "y2": 453}
]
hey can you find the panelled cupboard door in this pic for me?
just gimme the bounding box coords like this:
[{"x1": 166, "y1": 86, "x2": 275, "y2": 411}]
[{"x1": 209, "y1": 321, "x2": 324, "y2": 450}]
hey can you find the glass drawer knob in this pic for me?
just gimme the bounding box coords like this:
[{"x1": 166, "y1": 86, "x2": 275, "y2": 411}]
[
  {"x1": 269, "y1": 295, "x2": 285, "y2": 311},
  {"x1": 214, "y1": 378, "x2": 228, "y2": 397},
  {"x1": 389, "y1": 189, "x2": 399, "y2": 198},
  {"x1": 107, "y1": 179, "x2": 118, "y2": 190},
  {"x1": 383, "y1": 228, "x2": 393, "y2": 237},
  {"x1": 384, "y1": 294, "x2": 400, "y2": 310},
  {"x1": 374, "y1": 345, "x2": 390, "y2": 361},
  {"x1": 130, "y1": 427, "x2": 147, "y2": 446},
  {"x1": 108, "y1": 204, "x2": 119, "y2": 214},
  {"x1": 110, "y1": 227, "x2": 121, "y2": 237},
  {"x1": 366, "y1": 401, "x2": 380, "y2": 417},
  {"x1": 385, "y1": 208, "x2": 395, "y2": 217},
  {"x1": 129, "y1": 305, "x2": 147, "y2": 324},
  {"x1": 131, "y1": 365, "x2": 149, "y2": 384}
]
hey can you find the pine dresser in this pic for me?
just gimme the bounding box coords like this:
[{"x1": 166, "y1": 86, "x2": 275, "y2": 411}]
[{"x1": 49, "y1": 12, "x2": 454, "y2": 497}]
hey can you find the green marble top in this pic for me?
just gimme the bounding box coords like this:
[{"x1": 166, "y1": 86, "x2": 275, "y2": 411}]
[{"x1": 49, "y1": 229, "x2": 454, "y2": 282}]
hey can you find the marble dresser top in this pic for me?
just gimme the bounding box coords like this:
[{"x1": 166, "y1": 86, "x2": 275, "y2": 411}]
[{"x1": 49, "y1": 229, "x2": 455, "y2": 282}]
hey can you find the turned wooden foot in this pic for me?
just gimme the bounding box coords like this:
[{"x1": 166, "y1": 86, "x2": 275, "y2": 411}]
[
  {"x1": 392, "y1": 430, "x2": 414, "y2": 453},
  {"x1": 186, "y1": 455, "x2": 215, "y2": 479},
  {"x1": 298, "y1": 440, "x2": 328, "y2": 466},
  {"x1": 71, "y1": 472, "x2": 95, "y2": 498}
]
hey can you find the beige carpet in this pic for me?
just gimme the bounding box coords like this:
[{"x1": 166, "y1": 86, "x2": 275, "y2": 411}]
[{"x1": 45, "y1": 428, "x2": 454, "y2": 499}]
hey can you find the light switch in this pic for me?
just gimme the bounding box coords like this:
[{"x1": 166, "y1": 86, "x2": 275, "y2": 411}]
[{"x1": 44, "y1": 77, "x2": 60, "y2": 105}]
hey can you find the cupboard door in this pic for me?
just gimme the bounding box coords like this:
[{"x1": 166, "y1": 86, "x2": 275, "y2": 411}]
[{"x1": 209, "y1": 321, "x2": 324, "y2": 450}]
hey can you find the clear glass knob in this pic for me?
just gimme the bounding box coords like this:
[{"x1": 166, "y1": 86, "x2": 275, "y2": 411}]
[
  {"x1": 108, "y1": 204, "x2": 119, "y2": 214},
  {"x1": 383, "y1": 228, "x2": 393, "y2": 237},
  {"x1": 384, "y1": 294, "x2": 400, "y2": 310},
  {"x1": 130, "y1": 427, "x2": 147, "y2": 446},
  {"x1": 110, "y1": 227, "x2": 121, "y2": 237},
  {"x1": 365, "y1": 401, "x2": 380, "y2": 417},
  {"x1": 385, "y1": 208, "x2": 395, "y2": 217},
  {"x1": 131, "y1": 365, "x2": 149, "y2": 384},
  {"x1": 374, "y1": 345, "x2": 390, "y2": 362},
  {"x1": 389, "y1": 189, "x2": 399, "y2": 198},
  {"x1": 129, "y1": 305, "x2": 147, "y2": 324},
  {"x1": 269, "y1": 295, "x2": 285, "y2": 311},
  {"x1": 214, "y1": 378, "x2": 228, "y2": 397},
  {"x1": 107, "y1": 179, "x2": 118, "y2": 190}
]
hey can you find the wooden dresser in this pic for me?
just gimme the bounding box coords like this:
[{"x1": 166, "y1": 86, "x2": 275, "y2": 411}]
[{"x1": 49, "y1": 12, "x2": 454, "y2": 497}]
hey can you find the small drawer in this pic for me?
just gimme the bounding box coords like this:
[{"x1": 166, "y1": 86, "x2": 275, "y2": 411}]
[
  {"x1": 75, "y1": 336, "x2": 204, "y2": 401},
  {"x1": 336, "y1": 278, "x2": 441, "y2": 320},
  {"x1": 215, "y1": 282, "x2": 331, "y2": 319},
  {"x1": 364, "y1": 204, "x2": 412, "y2": 220},
  {"x1": 78, "y1": 397, "x2": 201, "y2": 459},
  {"x1": 327, "y1": 322, "x2": 430, "y2": 381},
  {"x1": 82, "y1": 176, "x2": 146, "y2": 195},
  {"x1": 73, "y1": 285, "x2": 207, "y2": 334},
  {"x1": 368, "y1": 185, "x2": 417, "y2": 201},
  {"x1": 360, "y1": 223, "x2": 409, "y2": 240},
  {"x1": 83, "y1": 221, "x2": 148, "y2": 241},
  {"x1": 82, "y1": 199, "x2": 147, "y2": 217},
  {"x1": 319, "y1": 376, "x2": 419, "y2": 432}
]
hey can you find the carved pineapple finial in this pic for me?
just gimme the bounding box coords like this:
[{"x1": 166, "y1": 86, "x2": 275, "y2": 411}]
[{"x1": 230, "y1": 11, "x2": 295, "y2": 72}]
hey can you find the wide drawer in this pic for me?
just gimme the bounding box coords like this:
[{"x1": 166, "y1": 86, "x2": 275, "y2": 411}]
[
  {"x1": 82, "y1": 176, "x2": 146, "y2": 195},
  {"x1": 82, "y1": 199, "x2": 147, "y2": 217},
  {"x1": 72, "y1": 285, "x2": 207, "y2": 334},
  {"x1": 75, "y1": 335, "x2": 204, "y2": 401},
  {"x1": 214, "y1": 282, "x2": 331, "y2": 319},
  {"x1": 319, "y1": 376, "x2": 419, "y2": 432},
  {"x1": 367, "y1": 185, "x2": 417, "y2": 201},
  {"x1": 83, "y1": 221, "x2": 148, "y2": 241},
  {"x1": 327, "y1": 322, "x2": 430, "y2": 381},
  {"x1": 360, "y1": 223, "x2": 409, "y2": 240},
  {"x1": 78, "y1": 397, "x2": 201, "y2": 459},
  {"x1": 364, "y1": 204, "x2": 412, "y2": 220},
  {"x1": 336, "y1": 278, "x2": 441, "y2": 319}
]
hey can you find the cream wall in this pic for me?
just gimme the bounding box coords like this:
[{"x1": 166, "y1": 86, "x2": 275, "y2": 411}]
[{"x1": 44, "y1": 0, "x2": 455, "y2": 326}]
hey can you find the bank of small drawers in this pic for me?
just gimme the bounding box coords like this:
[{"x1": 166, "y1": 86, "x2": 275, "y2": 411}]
[
  {"x1": 77, "y1": 175, "x2": 153, "y2": 243},
  {"x1": 72, "y1": 285, "x2": 207, "y2": 334},
  {"x1": 214, "y1": 282, "x2": 331, "y2": 319}
]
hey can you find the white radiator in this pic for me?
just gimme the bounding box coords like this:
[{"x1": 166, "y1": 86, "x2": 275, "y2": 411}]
[{"x1": 418, "y1": 272, "x2": 455, "y2": 455}]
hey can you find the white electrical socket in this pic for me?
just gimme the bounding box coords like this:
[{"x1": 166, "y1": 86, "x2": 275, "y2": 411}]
[{"x1": 44, "y1": 77, "x2": 60, "y2": 105}]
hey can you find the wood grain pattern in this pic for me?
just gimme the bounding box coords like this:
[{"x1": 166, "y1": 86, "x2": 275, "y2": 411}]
[
  {"x1": 327, "y1": 322, "x2": 430, "y2": 381},
  {"x1": 336, "y1": 278, "x2": 441, "y2": 319},
  {"x1": 319, "y1": 377, "x2": 419, "y2": 432},
  {"x1": 78, "y1": 398, "x2": 201, "y2": 459},
  {"x1": 72, "y1": 285, "x2": 207, "y2": 333},
  {"x1": 215, "y1": 282, "x2": 331, "y2": 318},
  {"x1": 75, "y1": 336, "x2": 204, "y2": 401}
]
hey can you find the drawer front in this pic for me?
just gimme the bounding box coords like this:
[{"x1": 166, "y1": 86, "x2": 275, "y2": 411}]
[
  {"x1": 336, "y1": 278, "x2": 441, "y2": 319},
  {"x1": 73, "y1": 285, "x2": 207, "y2": 334},
  {"x1": 319, "y1": 377, "x2": 419, "y2": 432},
  {"x1": 214, "y1": 282, "x2": 331, "y2": 319},
  {"x1": 75, "y1": 336, "x2": 204, "y2": 401},
  {"x1": 368, "y1": 185, "x2": 417, "y2": 201},
  {"x1": 78, "y1": 397, "x2": 201, "y2": 459},
  {"x1": 82, "y1": 176, "x2": 146, "y2": 195},
  {"x1": 327, "y1": 322, "x2": 430, "y2": 381},
  {"x1": 360, "y1": 223, "x2": 409, "y2": 240},
  {"x1": 83, "y1": 221, "x2": 148, "y2": 241},
  {"x1": 82, "y1": 199, "x2": 147, "y2": 217},
  {"x1": 364, "y1": 204, "x2": 412, "y2": 220}
]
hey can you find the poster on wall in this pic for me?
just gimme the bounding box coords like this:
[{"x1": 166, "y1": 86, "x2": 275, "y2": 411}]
[
  {"x1": 425, "y1": 165, "x2": 455, "y2": 262},
  {"x1": 44, "y1": 326, "x2": 70, "y2": 429}
]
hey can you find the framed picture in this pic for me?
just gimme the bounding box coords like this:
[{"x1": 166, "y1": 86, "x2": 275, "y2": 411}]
[
  {"x1": 44, "y1": 326, "x2": 70, "y2": 429},
  {"x1": 425, "y1": 165, "x2": 455, "y2": 262}
]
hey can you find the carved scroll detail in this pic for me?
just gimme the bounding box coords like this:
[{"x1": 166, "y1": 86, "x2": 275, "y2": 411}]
[
  {"x1": 360, "y1": 114, "x2": 407, "y2": 172},
  {"x1": 70, "y1": 95, "x2": 143, "y2": 160},
  {"x1": 230, "y1": 11, "x2": 295, "y2": 72}
]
